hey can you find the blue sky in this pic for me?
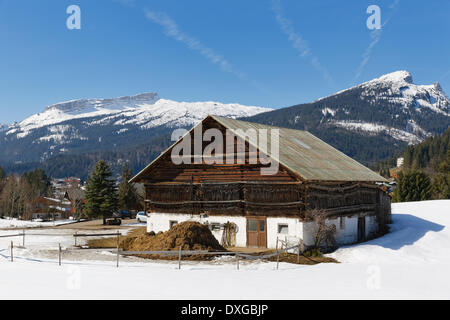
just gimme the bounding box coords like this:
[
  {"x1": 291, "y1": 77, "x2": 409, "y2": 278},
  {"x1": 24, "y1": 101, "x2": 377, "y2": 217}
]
[{"x1": 0, "y1": 0, "x2": 449, "y2": 123}]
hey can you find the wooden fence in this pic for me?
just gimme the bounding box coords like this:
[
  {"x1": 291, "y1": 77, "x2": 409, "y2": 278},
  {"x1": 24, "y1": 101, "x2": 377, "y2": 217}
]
[{"x1": 2, "y1": 231, "x2": 303, "y2": 270}]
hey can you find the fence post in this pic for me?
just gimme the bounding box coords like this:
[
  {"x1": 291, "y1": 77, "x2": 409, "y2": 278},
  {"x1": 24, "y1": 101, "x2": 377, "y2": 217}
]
[
  {"x1": 59, "y1": 243, "x2": 62, "y2": 266},
  {"x1": 10, "y1": 241, "x2": 13, "y2": 262},
  {"x1": 236, "y1": 255, "x2": 240, "y2": 270},
  {"x1": 276, "y1": 250, "x2": 280, "y2": 270},
  {"x1": 276, "y1": 236, "x2": 279, "y2": 251},
  {"x1": 74, "y1": 231, "x2": 77, "y2": 247},
  {"x1": 178, "y1": 246, "x2": 182, "y2": 270},
  {"x1": 297, "y1": 241, "x2": 301, "y2": 264},
  {"x1": 22, "y1": 229, "x2": 25, "y2": 247},
  {"x1": 116, "y1": 231, "x2": 120, "y2": 268}
]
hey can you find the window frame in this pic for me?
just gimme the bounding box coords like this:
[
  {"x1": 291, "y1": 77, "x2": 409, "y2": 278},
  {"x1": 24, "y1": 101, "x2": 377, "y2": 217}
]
[{"x1": 277, "y1": 223, "x2": 289, "y2": 234}]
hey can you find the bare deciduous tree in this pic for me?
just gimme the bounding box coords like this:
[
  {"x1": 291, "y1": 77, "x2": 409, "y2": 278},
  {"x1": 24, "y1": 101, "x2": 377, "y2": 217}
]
[{"x1": 305, "y1": 209, "x2": 337, "y2": 250}]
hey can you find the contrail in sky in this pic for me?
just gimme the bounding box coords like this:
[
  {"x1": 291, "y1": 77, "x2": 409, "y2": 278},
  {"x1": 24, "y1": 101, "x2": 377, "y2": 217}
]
[
  {"x1": 354, "y1": 0, "x2": 401, "y2": 82},
  {"x1": 271, "y1": 0, "x2": 334, "y2": 87},
  {"x1": 145, "y1": 10, "x2": 245, "y2": 80}
]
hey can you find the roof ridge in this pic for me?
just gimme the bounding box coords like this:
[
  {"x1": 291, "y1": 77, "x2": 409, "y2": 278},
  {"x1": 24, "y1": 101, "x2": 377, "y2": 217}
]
[{"x1": 211, "y1": 115, "x2": 308, "y2": 133}]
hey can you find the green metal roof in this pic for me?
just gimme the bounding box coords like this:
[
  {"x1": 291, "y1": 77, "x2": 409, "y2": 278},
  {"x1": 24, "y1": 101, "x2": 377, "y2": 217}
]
[
  {"x1": 211, "y1": 115, "x2": 387, "y2": 182},
  {"x1": 131, "y1": 115, "x2": 387, "y2": 183}
]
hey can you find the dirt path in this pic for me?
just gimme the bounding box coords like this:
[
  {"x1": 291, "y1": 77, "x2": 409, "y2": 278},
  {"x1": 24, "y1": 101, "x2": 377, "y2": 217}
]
[{"x1": 52, "y1": 219, "x2": 144, "y2": 230}]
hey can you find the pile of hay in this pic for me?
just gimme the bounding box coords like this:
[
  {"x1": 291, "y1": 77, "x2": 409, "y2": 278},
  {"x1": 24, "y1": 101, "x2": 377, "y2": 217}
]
[{"x1": 121, "y1": 221, "x2": 226, "y2": 260}]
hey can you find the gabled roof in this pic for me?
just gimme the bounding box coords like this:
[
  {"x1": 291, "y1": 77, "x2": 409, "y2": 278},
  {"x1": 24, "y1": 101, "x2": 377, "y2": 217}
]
[
  {"x1": 64, "y1": 189, "x2": 85, "y2": 201},
  {"x1": 131, "y1": 115, "x2": 387, "y2": 183}
]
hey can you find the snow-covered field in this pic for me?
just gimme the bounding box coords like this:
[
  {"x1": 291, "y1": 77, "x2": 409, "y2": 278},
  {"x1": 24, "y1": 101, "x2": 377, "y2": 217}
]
[
  {"x1": 0, "y1": 218, "x2": 76, "y2": 229},
  {"x1": 0, "y1": 200, "x2": 449, "y2": 300}
]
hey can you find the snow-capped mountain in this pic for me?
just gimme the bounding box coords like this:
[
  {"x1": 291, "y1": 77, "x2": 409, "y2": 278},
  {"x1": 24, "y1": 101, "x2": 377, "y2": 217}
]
[
  {"x1": 0, "y1": 93, "x2": 271, "y2": 163},
  {"x1": 5, "y1": 93, "x2": 269, "y2": 140},
  {"x1": 1, "y1": 70, "x2": 449, "y2": 177},
  {"x1": 245, "y1": 70, "x2": 450, "y2": 164},
  {"x1": 315, "y1": 70, "x2": 449, "y2": 144}
]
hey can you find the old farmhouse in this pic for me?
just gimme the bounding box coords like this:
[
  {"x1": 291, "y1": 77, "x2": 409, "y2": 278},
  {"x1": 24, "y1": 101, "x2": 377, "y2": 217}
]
[{"x1": 131, "y1": 115, "x2": 391, "y2": 250}]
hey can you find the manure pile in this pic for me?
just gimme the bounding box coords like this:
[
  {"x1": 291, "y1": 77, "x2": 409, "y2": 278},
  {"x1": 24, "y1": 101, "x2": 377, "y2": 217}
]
[{"x1": 122, "y1": 221, "x2": 226, "y2": 260}]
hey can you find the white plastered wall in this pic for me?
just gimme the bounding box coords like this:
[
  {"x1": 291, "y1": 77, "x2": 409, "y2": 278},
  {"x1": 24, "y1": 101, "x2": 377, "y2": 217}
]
[
  {"x1": 147, "y1": 213, "x2": 305, "y2": 249},
  {"x1": 147, "y1": 213, "x2": 247, "y2": 247},
  {"x1": 302, "y1": 215, "x2": 379, "y2": 247},
  {"x1": 266, "y1": 217, "x2": 303, "y2": 249},
  {"x1": 147, "y1": 212, "x2": 378, "y2": 248}
]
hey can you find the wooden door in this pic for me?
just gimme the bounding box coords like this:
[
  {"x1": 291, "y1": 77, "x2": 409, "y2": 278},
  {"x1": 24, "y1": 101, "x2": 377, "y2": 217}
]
[
  {"x1": 247, "y1": 217, "x2": 267, "y2": 248},
  {"x1": 357, "y1": 216, "x2": 366, "y2": 242}
]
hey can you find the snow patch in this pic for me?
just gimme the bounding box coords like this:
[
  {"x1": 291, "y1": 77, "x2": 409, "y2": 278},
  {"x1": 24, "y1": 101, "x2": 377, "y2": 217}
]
[
  {"x1": 5, "y1": 93, "x2": 271, "y2": 141},
  {"x1": 332, "y1": 120, "x2": 426, "y2": 144}
]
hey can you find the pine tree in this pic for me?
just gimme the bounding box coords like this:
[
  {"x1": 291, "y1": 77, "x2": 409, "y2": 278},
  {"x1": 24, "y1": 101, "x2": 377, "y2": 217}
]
[
  {"x1": 21, "y1": 169, "x2": 51, "y2": 197},
  {"x1": 117, "y1": 164, "x2": 139, "y2": 210},
  {"x1": 85, "y1": 160, "x2": 118, "y2": 224},
  {"x1": 433, "y1": 150, "x2": 450, "y2": 199},
  {"x1": 393, "y1": 170, "x2": 432, "y2": 202}
]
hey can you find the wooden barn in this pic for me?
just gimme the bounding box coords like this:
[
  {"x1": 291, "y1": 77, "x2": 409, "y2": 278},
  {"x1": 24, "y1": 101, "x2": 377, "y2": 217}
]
[{"x1": 130, "y1": 115, "x2": 391, "y2": 249}]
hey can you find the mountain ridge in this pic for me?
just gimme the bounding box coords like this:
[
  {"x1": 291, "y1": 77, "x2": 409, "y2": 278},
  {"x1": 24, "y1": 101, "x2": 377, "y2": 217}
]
[
  {"x1": 0, "y1": 93, "x2": 271, "y2": 163},
  {"x1": 242, "y1": 70, "x2": 449, "y2": 165},
  {"x1": 1, "y1": 70, "x2": 449, "y2": 178}
]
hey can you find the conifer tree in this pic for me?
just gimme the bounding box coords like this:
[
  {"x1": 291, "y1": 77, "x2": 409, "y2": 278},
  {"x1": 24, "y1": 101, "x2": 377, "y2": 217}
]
[
  {"x1": 393, "y1": 170, "x2": 432, "y2": 202},
  {"x1": 117, "y1": 164, "x2": 139, "y2": 211},
  {"x1": 433, "y1": 150, "x2": 450, "y2": 199},
  {"x1": 85, "y1": 160, "x2": 118, "y2": 224}
]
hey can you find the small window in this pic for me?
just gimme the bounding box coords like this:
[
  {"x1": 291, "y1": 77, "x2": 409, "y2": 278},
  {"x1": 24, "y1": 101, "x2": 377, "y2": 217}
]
[
  {"x1": 210, "y1": 223, "x2": 221, "y2": 231},
  {"x1": 259, "y1": 220, "x2": 265, "y2": 232},
  {"x1": 340, "y1": 217, "x2": 345, "y2": 230},
  {"x1": 248, "y1": 220, "x2": 258, "y2": 232},
  {"x1": 169, "y1": 221, "x2": 178, "y2": 228},
  {"x1": 278, "y1": 224, "x2": 289, "y2": 234}
]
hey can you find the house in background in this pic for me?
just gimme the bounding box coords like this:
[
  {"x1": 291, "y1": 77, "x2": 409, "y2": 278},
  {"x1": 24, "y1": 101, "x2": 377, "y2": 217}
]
[
  {"x1": 389, "y1": 157, "x2": 405, "y2": 180},
  {"x1": 64, "y1": 189, "x2": 86, "y2": 219},
  {"x1": 31, "y1": 197, "x2": 71, "y2": 220},
  {"x1": 131, "y1": 115, "x2": 391, "y2": 250}
]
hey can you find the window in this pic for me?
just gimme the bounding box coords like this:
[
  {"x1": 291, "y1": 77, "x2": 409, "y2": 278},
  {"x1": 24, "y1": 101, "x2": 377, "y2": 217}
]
[
  {"x1": 259, "y1": 220, "x2": 265, "y2": 232},
  {"x1": 210, "y1": 223, "x2": 221, "y2": 231},
  {"x1": 340, "y1": 217, "x2": 345, "y2": 230},
  {"x1": 169, "y1": 220, "x2": 178, "y2": 228},
  {"x1": 278, "y1": 224, "x2": 289, "y2": 234},
  {"x1": 248, "y1": 220, "x2": 258, "y2": 232}
]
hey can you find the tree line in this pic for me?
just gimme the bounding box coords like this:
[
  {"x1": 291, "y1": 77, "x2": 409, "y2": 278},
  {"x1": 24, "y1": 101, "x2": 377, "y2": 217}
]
[
  {"x1": 375, "y1": 127, "x2": 450, "y2": 202},
  {"x1": 0, "y1": 161, "x2": 143, "y2": 222},
  {"x1": 0, "y1": 168, "x2": 52, "y2": 219}
]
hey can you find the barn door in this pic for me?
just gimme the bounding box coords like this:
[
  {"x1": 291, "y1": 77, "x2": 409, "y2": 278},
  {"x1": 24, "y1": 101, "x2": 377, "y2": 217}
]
[
  {"x1": 357, "y1": 216, "x2": 366, "y2": 242},
  {"x1": 247, "y1": 217, "x2": 267, "y2": 248}
]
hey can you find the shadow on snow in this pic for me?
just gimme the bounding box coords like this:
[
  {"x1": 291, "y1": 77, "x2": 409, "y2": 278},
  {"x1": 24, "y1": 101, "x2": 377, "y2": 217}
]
[{"x1": 367, "y1": 213, "x2": 445, "y2": 250}]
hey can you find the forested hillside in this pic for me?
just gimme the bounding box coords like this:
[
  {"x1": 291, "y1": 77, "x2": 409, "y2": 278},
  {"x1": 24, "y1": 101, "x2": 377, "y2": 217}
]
[{"x1": 374, "y1": 127, "x2": 449, "y2": 200}]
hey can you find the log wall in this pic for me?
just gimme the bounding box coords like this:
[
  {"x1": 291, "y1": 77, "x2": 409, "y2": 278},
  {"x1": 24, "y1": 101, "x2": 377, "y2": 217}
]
[{"x1": 140, "y1": 117, "x2": 391, "y2": 227}]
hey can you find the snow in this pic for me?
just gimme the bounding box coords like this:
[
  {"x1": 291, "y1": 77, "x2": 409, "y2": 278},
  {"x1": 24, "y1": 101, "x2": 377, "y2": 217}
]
[
  {"x1": 332, "y1": 120, "x2": 426, "y2": 144},
  {"x1": 375, "y1": 70, "x2": 413, "y2": 84},
  {"x1": 315, "y1": 70, "x2": 450, "y2": 117},
  {"x1": 321, "y1": 108, "x2": 336, "y2": 116},
  {"x1": 1, "y1": 200, "x2": 449, "y2": 299},
  {"x1": 0, "y1": 218, "x2": 76, "y2": 229},
  {"x1": 5, "y1": 93, "x2": 272, "y2": 140}
]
